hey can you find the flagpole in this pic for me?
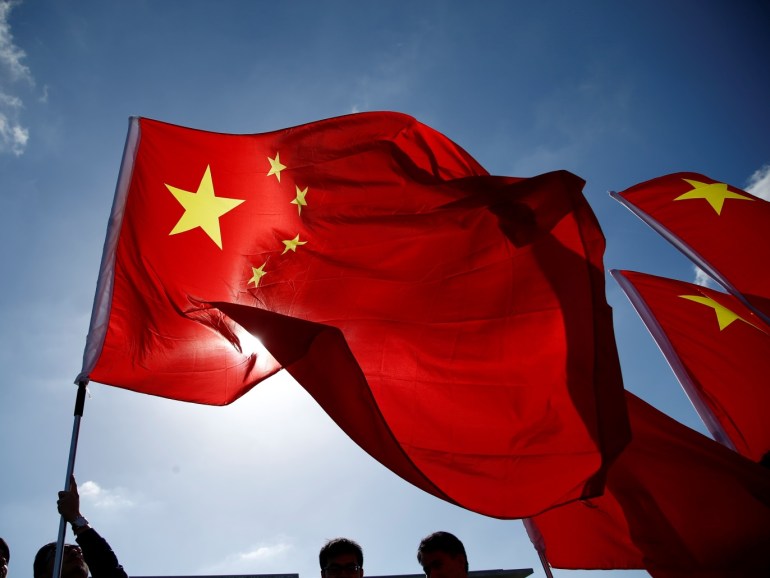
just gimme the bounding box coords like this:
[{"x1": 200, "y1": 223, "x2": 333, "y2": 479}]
[
  {"x1": 53, "y1": 381, "x2": 88, "y2": 578},
  {"x1": 534, "y1": 550, "x2": 554, "y2": 578},
  {"x1": 610, "y1": 269, "x2": 737, "y2": 451},
  {"x1": 610, "y1": 190, "x2": 770, "y2": 328},
  {"x1": 521, "y1": 519, "x2": 554, "y2": 578}
]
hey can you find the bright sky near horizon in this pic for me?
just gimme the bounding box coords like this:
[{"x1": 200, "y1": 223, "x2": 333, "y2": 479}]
[{"x1": 1, "y1": 1, "x2": 769, "y2": 578}]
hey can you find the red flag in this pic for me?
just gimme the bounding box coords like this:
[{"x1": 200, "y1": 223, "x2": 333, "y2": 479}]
[
  {"x1": 614, "y1": 269, "x2": 770, "y2": 462},
  {"x1": 528, "y1": 392, "x2": 770, "y2": 577},
  {"x1": 78, "y1": 112, "x2": 628, "y2": 517},
  {"x1": 613, "y1": 173, "x2": 770, "y2": 322}
]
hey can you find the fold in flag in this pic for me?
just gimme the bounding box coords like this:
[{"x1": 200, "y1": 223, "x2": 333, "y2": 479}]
[
  {"x1": 613, "y1": 269, "x2": 770, "y2": 462},
  {"x1": 527, "y1": 392, "x2": 770, "y2": 577},
  {"x1": 612, "y1": 173, "x2": 770, "y2": 322},
  {"x1": 78, "y1": 112, "x2": 629, "y2": 518}
]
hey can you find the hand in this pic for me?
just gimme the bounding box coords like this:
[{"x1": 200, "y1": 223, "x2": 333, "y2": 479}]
[{"x1": 57, "y1": 475, "x2": 82, "y2": 523}]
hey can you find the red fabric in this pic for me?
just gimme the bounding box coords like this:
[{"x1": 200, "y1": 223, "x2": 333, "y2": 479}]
[
  {"x1": 529, "y1": 392, "x2": 770, "y2": 576},
  {"x1": 617, "y1": 172, "x2": 770, "y2": 320},
  {"x1": 617, "y1": 270, "x2": 770, "y2": 462},
  {"x1": 81, "y1": 112, "x2": 629, "y2": 517}
]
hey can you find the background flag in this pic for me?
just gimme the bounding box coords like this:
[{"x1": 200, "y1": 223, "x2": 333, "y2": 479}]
[
  {"x1": 528, "y1": 392, "x2": 770, "y2": 577},
  {"x1": 614, "y1": 269, "x2": 770, "y2": 462},
  {"x1": 78, "y1": 112, "x2": 629, "y2": 518},
  {"x1": 612, "y1": 172, "x2": 770, "y2": 322}
]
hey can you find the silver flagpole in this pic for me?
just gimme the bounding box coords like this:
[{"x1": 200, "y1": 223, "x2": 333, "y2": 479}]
[{"x1": 53, "y1": 382, "x2": 88, "y2": 578}]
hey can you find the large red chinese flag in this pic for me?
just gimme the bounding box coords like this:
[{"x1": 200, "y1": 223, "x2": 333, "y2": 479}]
[
  {"x1": 528, "y1": 392, "x2": 770, "y2": 577},
  {"x1": 614, "y1": 269, "x2": 770, "y2": 462},
  {"x1": 78, "y1": 112, "x2": 629, "y2": 517},
  {"x1": 612, "y1": 173, "x2": 770, "y2": 321}
]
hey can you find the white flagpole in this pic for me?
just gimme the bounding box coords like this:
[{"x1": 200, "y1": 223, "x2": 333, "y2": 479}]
[
  {"x1": 53, "y1": 382, "x2": 88, "y2": 578},
  {"x1": 521, "y1": 519, "x2": 554, "y2": 578}
]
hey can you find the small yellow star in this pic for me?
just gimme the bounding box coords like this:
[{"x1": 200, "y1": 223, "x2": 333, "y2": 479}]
[
  {"x1": 679, "y1": 294, "x2": 760, "y2": 331},
  {"x1": 674, "y1": 179, "x2": 753, "y2": 215},
  {"x1": 282, "y1": 234, "x2": 307, "y2": 255},
  {"x1": 267, "y1": 153, "x2": 286, "y2": 182},
  {"x1": 292, "y1": 185, "x2": 308, "y2": 214},
  {"x1": 249, "y1": 263, "x2": 267, "y2": 287},
  {"x1": 166, "y1": 165, "x2": 245, "y2": 250}
]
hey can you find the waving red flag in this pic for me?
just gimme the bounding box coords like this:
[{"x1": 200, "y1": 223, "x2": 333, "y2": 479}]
[
  {"x1": 612, "y1": 173, "x2": 770, "y2": 321},
  {"x1": 78, "y1": 112, "x2": 628, "y2": 517},
  {"x1": 528, "y1": 392, "x2": 770, "y2": 576},
  {"x1": 614, "y1": 269, "x2": 770, "y2": 462}
]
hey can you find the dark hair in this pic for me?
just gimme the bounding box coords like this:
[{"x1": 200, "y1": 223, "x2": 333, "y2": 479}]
[
  {"x1": 319, "y1": 538, "x2": 363, "y2": 569},
  {"x1": 33, "y1": 543, "x2": 83, "y2": 578},
  {"x1": 33, "y1": 543, "x2": 57, "y2": 578},
  {"x1": 0, "y1": 537, "x2": 9, "y2": 562},
  {"x1": 417, "y1": 531, "x2": 468, "y2": 572}
]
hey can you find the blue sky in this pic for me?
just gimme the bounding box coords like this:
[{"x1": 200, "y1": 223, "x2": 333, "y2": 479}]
[{"x1": 1, "y1": 1, "x2": 769, "y2": 577}]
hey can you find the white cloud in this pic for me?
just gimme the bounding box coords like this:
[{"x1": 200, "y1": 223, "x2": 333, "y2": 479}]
[
  {"x1": 0, "y1": 0, "x2": 32, "y2": 82},
  {"x1": 78, "y1": 480, "x2": 137, "y2": 510},
  {"x1": 746, "y1": 164, "x2": 770, "y2": 201},
  {"x1": 0, "y1": 109, "x2": 27, "y2": 155},
  {"x1": 0, "y1": 0, "x2": 32, "y2": 155},
  {"x1": 239, "y1": 543, "x2": 292, "y2": 562},
  {"x1": 692, "y1": 265, "x2": 719, "y2": 289},
  {"x1": 202, "y1": 539, "x2": 294, "y2": 574},
  {"x1": 0, "y1": 90, "x2": 21, "y2": 107}
]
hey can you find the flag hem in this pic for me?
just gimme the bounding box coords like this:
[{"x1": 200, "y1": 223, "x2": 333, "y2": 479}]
[{"x1": 76, "y1": 116, "x2": 142, "y2": 384}]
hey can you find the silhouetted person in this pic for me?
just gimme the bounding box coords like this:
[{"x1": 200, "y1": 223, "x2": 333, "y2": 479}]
[
  {"x1": 0, "y1": 537, "x2": 9, "y2": 578},
  {"x1": 417, "y1": 532, "x2": 468, "y2": 578},
  {"x1": 319, "y1": 538, "x2": 364, "y2": 578},
  {"x1": 33, "y1": 476, "x2": 127, "y2": 578}
]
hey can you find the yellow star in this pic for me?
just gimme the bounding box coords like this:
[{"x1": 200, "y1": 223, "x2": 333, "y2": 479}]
[
  {"x1": 166, "y1": 165, "x2": 245, "y2": 250},
  {"x1": 679, "y1": 294, "x2": 758, "y2": 331},
  {"x1": 282, "y1": 234, "x2": 307, "y2": 255},
  {"x1": 267, "y1": 153, "x2": 286, "y2": 182},
  {"x1": 674, "y1": 179, "x2": 753, "y2": 215},
  {"x1": 292, "y1": 185, "x2": 308, "y2": 214},
  {"x1": 249, "y1": 263, "x2": 267, "y2": 287}
]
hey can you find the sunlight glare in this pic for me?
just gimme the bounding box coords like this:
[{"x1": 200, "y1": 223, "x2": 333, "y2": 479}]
[{"x1": 234, "y1": 323, "x2": 278, "y2": 375}]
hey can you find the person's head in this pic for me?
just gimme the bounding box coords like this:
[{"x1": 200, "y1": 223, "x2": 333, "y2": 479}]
[
  {"x1": 417, "y1": 532, "x2": 468, "y2": 578},
  {"x1": 319, "y1": 538, "x2": 364, "y2": 578},
  {"x1": 33, "y1": 543, "x2": 89, "y2": 578},
  {"x1": 0, "y1": 537, "x2": 9, "y2": 578}
]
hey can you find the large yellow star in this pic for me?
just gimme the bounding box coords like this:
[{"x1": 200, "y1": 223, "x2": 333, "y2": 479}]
[
  {"x1": 674, "y1": 179, "x2": 753, "y2": 215},
  {"x1": 267, "y1": 153, "x2": 286, "y2": 182},
  {"x1": 282, "y1": 234, "x2": 307, "y2": 255},
  {"x1": 679, "y1": 294, "x2": 760, "y2": 331},
  {"x1": 249, "y1": 263, "x2": 267, "y2": 287},
  {"x1": 292, "y1": 185, "x2": 308, "y2": 214},
  {"x1": 166, "y1": 165, "x2": 245, "y2": 250}
]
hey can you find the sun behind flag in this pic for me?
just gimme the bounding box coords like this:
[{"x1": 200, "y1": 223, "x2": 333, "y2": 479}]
[{"x1": 78, "y1": 112, "x2": 628, "y2": 518}]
